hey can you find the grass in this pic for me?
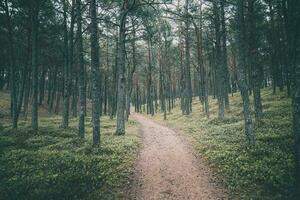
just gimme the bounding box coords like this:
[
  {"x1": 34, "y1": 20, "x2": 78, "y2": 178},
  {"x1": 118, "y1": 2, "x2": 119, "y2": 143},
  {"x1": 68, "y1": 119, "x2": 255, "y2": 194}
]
[
  {"x1": 0, "y1": 92, "x2": 139, "y2": 200},
  {"x1": 151, "y1": 88, "x2": 296, "y2": 199}
]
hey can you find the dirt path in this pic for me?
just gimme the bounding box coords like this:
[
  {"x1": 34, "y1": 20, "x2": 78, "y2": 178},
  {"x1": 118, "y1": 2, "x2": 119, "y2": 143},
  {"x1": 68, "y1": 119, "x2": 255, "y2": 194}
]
[{"x1": 131, "y1": 113, "x2": 227, "y2": 200}]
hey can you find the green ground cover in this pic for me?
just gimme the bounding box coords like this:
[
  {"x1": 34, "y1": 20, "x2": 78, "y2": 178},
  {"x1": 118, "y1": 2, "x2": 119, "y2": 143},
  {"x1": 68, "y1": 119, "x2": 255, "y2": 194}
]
[
  {"x1": 152, "y1": 88, "x2": 296, "y2": 199},
  {"x1": 0, "y1": 91, "x2": 139, "y2": 200}
]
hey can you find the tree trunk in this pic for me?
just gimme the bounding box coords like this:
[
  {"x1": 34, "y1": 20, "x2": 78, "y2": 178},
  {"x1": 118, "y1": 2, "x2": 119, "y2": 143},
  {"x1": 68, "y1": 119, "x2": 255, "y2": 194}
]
[
  {"x1": 48, "y1": 66, "x2": 57, "y2": 113},
  {"x1": 90, "y1": 0, "x2": 101, "y2": 145},
  {"x1": 236, "y1": 0, "x2": 255, "y2": 146},
  {"x1": 213, "y1": 1, "x2": 225, "y2": 119},
  {"x1": 76, "y1": 0, "x2": 85, "y2": 138},
  {"x1": 247, "y1": 0, "x2": 263, "y2": 121},
  {"x1": 184, "y1": 0, "x2": 192, "y2": 115},
  {"x1": 4, "y1": 0, "x2": 18, "y2": 128},
  {"x1": 116, "y1": 0, "x2": 131, "y2": 135},
  {"x1": 31, "y1": 0, "x2": 39, "y2": 131},
  {"x1": 147, "y1": 39, "x2": 154, "y2": 116},
  {"x1": 220, "y1": 0, "x2": 230, "y2": 110},
  {"x1": 110, "y1": 34, "x2": 118, "y2": 120},
  {"x1": 39, "y1": 67, "x2": 46, "y2": 106},
  {"x1": 126, "y1": 20, "x2": 137, "y2": 121},
  {"x1": 71, "y1": 76, "x2": 78, "y2": 117},
  {"x1": 285, "y1": 0, "x2": 300, "y2": 188},
  {"x1": 62, "y1": 0, "x2": 70, "y2": 128}
]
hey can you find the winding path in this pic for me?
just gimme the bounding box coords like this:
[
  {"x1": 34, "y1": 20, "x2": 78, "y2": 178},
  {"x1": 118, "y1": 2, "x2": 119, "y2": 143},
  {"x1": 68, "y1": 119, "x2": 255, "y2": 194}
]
[{"x1": 131, "y1": 113, "x2": 228, "y2": 200}]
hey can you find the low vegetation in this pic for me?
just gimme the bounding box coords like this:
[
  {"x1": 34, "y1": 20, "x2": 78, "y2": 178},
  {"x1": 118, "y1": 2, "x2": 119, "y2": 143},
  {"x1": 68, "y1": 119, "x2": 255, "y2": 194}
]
[
  {"x1": 0, "y1": 92, "x2": 139, "y2": 200},
  {"x1": 151, "y1": 88, "x2": 296, "y2": 199}
]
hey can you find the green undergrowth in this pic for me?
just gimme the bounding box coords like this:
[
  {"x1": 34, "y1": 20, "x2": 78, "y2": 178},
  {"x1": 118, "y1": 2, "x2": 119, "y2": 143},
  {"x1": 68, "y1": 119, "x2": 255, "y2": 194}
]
[
  {"x1": 0, "y1": 113, "x2": 139, "y2": 199},
  {"x1": 152, "y1": 88, "x2": 296, "y2": 199}
]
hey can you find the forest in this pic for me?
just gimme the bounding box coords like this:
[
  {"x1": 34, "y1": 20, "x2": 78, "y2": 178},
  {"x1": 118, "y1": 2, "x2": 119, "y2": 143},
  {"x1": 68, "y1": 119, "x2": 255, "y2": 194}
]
[{"x1": 0, "y1": 0, "x2": 300, "y2": 199}]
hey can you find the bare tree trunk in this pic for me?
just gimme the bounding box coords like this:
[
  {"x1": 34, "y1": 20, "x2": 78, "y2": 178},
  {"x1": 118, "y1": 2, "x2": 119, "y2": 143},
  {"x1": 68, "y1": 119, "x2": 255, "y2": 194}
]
[
  {"x1": 126, "y1": 20, "x2": 137, "y2": 121},
  {"x1": 213, "y1": 1, "x2": 225, "y2": 119},
  {"x1": 116, "y1": 0, "x2": 132, "y2": 135},
  {"x1": 4, "y1": 0, "x2": 18, "y2": 128},
  {"x1": 39, "y1": 67, "x2": 46, "y2": 106},
  {"x1": 236, "y1": 0, "x2": 255, "y2": 146},
  {"x1": 247, "y1": 0, "x2": 263, "y2": 121},
  {"x1": 76, "y1": 0, "x2": 86, "y2": 138},
  {"x1": 110, "y1": 34, "x2": 118, "y2": 120},
  {"x1": 62, "y1": 0, "x2": 70, "y2": 128},
  {"x1": 220, "y1": 0, "x2": 230, "y2": 110},
  {"x1": 71, "y1": 76, "x2": 78, "y2": 117},
  {"x1": 285, "y1": 0, "x2": 300, "y2": 188},
  {"x1": 147, "y1": 39, "x2": 154, "y2": 116},
  {"x1": 48, "y1": 66, "x2": 57, "y2": 113},
  {"x1": 31, "y1": 0, "x2": 39, "y2": 131},
  {"x1": 192, "y1": 2, "x2": 209, "y2": 118},
  {"x1": 90, "y1": 0, "x2": 101, "y2": 144},
  {"x1": 184, "y1": 0, "x2": 192, "y2": 115}
]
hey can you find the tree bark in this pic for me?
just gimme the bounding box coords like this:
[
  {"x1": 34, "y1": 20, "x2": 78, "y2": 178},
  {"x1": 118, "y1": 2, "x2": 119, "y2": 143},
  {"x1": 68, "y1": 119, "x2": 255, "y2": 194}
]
[
  {"x1": 62, "y1": 0, "x2": 70, "y2": 128},
  {"x1": 126, "y1": 19, "x2": 137, "y2": 121},
  {"x1": 90, "y1": 0, "x2": 101, "y2": 144},
  {"x1": 116, "y1": 0, "x2": 132, "y2": 135},
  {"x1": 285, "y1": 0, "x2": 300, "y2": 188},
  {"x1": 76, "y1": 0, "x2": 86, "y2": 138},
  {"x1": 184, "y1": 0, "x2": 192, "y2": 115},
  {"x1": 220, "y1": 0, "x2": 230, "y2": 110},
  {"x1": 247, "y1": 0, "x2": 263, "y2": 121},
  {"x1": 236, "y1": 0, "x2": 255, "y2": 146},
  {"x1": 4, "y1": 0, "x2": 18, "y2": 128},
  {"x1": 31, "y1": 0, "x2": 39, "y2": 131},
  {"x1": 213, "y1": 1, "x2": 225, "y2": 119}
]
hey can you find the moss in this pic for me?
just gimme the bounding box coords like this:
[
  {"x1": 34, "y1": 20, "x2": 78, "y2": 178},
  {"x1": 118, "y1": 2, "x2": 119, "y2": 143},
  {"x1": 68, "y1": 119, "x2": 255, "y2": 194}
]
[{"x1": 151, "y1": 88, "x2": 296, "y2": 199}]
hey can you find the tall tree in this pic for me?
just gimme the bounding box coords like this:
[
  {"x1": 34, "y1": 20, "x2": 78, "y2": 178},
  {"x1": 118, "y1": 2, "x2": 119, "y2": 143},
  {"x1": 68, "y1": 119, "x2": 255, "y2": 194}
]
[
  {"x1": 31, "y1": 0, "x2": 40, "y2": 131},
  {"x1": 4, "y1": 0, "x2": 18, "y2": 128},
  {"x1": 220, "y1": 0, "x2": 230, "y2": 110},
  {"x1": 183, "y1": 0, "x2": 192, "y2": 115},
  {"x1": 76, "y1": 0, "x2": 85, "y2": 138},
  {"x1": 90, "y1": 0, "x2": 101, "y2": 145},
  {"x1": 213, "y1": 0, "x2": 225, "y2": 119},
  {"x1": 69, "y1": 0, "x2": 76, "y2": 118},
  {"x1": 285, "y1": 0, "x2": 300, "y2": 187},
  {"x1": 62, "y1": 0, "x2": 70, "y2": 128},
  {"x1": 247, "y1": 0, "x2": 263, "y2": 121},
  {"x1": 125, "y1": 18, "x2": 137, "y2": 121},
  {"x1": 236, "y1": 0, "x2": 255, "y2": 145},
  {"x1": 116, "y1": 0, "x2": 135, "y2": 135}
]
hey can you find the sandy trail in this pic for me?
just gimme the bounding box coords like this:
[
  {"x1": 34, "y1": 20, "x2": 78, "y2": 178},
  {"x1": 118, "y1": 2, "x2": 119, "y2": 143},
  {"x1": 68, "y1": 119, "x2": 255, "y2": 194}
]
[{"x1": 131, "y1": 113, "x2": 227, "y2": 200}]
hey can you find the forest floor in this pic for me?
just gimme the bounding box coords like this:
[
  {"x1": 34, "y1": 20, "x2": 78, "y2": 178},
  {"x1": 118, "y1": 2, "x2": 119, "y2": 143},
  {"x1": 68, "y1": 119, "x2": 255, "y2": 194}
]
[
  {"x1": 149, "y1": 88, "x2": 297, "y2": 199},
  {"x1": 0, "y1": 91, "x2": 139, "y2": 200},
  {"x1": 130, "y1": 113, "x2": 228, "y2": 200},
  {"x1": 0, "y1": 88, "x2": 297, "y2": 199}
]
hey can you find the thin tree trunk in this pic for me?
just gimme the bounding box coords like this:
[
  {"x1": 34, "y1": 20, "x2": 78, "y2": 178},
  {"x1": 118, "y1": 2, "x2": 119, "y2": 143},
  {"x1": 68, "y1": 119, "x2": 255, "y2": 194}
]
[
  {"x1": 220, "y1": 0, "x2": 230, "y2": 110},
  {"x1": 248, "y1": 0, "x2": 263, "y2": 121},
  {"x1": 213, "y1": 1, "x2": 225, "y2": 119},
  {"x1": 76, "y1": 0, "x2": 85, "y2": 138},
  {"x1": 4, "y1": 0, "x2": 18, "y2": 128},
  {"x1": 110, "y1": 34, "x2": 118, "y2": 120},
  {"x1": 184, "y1": 0, "x2": 192, "y2": 115},
  {"x1": 62, "y1": 0, "x2": 70, "y2": 128},
  {"x1": 126, "y1": 20, "x2": 137, "y2": 121},
  {"x1": 31, "y1": 0, "x2": 39, "y2": 131},
  {"x1": 90, "y1": 0, "x2": 101, "y2": 144},
  {"x1": 39, "y1": 67, "x2": 46, "y2": 106},
  {"x1": 71, "y1": 76, "x2": 78, "y2": 117},
  {"x1": 285, "y1": 0, "x2": 300, "y2": 188},
  {"x1": 116, "y1": 0, "x2": 132, "y2": 135},
  {"x1": 236, "y1": 0, "x2": 255, "y2": 146},
  {"x1": 17, "y1": 20, "x2": 31, "y2": 120}
]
